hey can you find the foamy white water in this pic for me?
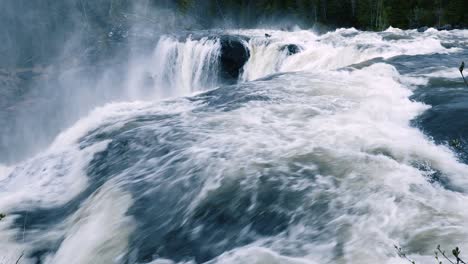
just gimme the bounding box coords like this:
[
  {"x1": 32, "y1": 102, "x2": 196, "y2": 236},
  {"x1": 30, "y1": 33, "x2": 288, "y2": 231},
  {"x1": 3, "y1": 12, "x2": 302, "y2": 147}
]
[
  {"x1": 1, "y1": 27, "x2": 468, "y2": 264},
  {"x1": 238, "y1": 28, "x2": 458, "y2": 81},
  {"x1": 125, "y1": 36, "x2": 221, "y2": 99}
]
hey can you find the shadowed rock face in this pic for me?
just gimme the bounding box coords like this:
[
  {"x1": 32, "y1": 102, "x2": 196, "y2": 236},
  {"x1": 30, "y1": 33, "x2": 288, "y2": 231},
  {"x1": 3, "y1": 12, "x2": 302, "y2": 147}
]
[
  {"x1": 282, "y1": 44, "x2": 302, "y2": 55},
  {"x1": 417, "y1": 26, "x2": 429, "y2": 32},
  {"x1": 218, "y1": 38, "x2": 302, "y2": 83},
  {"x1": 219, "y1": 36, "x2": 250, "y2": 83}
]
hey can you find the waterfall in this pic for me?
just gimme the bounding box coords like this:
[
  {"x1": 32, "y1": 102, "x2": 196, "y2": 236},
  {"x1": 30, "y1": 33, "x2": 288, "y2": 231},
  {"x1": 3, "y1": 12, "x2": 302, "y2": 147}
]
[{"x1": 127, "y1": 36, "x2": 222, "y2": 99}]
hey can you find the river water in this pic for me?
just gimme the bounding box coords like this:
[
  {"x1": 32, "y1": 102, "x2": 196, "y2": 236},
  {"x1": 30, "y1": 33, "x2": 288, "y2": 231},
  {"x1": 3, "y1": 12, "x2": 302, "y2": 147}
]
[{"x1": 1, "y1": 27, "x2": 468, "y2": 264}]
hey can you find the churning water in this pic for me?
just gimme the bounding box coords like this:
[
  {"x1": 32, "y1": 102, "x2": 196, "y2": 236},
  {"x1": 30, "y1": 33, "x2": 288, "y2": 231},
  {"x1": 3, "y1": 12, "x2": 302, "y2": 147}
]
[{"x1": 2, "y1": 27, "x2": 468, "y2": 264}]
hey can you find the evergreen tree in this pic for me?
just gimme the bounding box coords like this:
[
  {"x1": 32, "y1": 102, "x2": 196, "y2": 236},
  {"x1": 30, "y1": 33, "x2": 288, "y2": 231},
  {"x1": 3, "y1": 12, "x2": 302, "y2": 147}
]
[{"x1": 171, "y1": 0, "x2": 468, "y2": 30}]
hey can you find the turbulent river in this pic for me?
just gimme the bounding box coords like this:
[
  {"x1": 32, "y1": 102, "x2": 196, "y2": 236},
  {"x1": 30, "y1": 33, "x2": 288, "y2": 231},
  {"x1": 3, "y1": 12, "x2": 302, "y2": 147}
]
[{"x1": 2, "y1": 27, "x2": 468, "y2": 264}]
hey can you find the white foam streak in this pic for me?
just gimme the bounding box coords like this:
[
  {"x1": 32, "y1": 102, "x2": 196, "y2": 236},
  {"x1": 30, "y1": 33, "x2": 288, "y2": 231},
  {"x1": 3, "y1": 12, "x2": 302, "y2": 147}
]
[
  {"x1": 210, "y1": 247, "x2": 317, "y2": 264},
  {"x1": 46, "y1": 184, "x2": 135, "y2": 264},
  {"x1": 0, "y1": 164, "x2": 12, "y2": 181},
  {"x1": 0, "y1": 140, "x2": 109, "y2": 211}
]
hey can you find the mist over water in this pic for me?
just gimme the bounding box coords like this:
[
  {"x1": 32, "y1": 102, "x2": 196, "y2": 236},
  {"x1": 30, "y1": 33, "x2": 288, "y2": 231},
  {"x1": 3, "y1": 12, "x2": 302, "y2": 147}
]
[
  {"x1": 0, "y1": 0, "x2": 197, "y2": 163},
  {"x1": 2, "y1": 2, "x2": 468, "y2": 264}
]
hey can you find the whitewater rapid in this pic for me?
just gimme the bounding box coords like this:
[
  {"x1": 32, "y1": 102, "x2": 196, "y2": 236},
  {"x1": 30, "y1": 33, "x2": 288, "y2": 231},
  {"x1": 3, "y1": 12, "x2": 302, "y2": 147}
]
[{"x1": 1, "y1": 27, "x2": 468, "y2": 264}]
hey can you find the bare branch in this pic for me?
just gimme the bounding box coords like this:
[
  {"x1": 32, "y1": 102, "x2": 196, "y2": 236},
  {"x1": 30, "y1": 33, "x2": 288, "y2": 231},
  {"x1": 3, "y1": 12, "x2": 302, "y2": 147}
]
[
  {"x1": 438, "y1": 245, "x2": 456, "y2": 264},
  {"x1": 15, "y1": 252, "x2": 23, "y2": 264},
  {"x1": 395, "y1": 245, "x2": 416, "y2": 264}
]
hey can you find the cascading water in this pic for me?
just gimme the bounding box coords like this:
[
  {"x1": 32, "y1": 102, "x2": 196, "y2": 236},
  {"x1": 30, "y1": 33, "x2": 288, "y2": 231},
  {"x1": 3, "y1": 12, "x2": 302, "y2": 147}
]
[
  {"x1": 153, "y1": 36, "x2": 221, "y2": 94},
  {"x1": 126, "y1": 36, "x2": 222, "y2": 99},
  {"x1": 241, "y1": 37, "x2": 294, "y2": 81},
  {"x1": 240, "y1": 28, "x2": 454, "y2": 80},
  {"x1": 2, "y1": 27, "x2": 468, "y2": 264}
]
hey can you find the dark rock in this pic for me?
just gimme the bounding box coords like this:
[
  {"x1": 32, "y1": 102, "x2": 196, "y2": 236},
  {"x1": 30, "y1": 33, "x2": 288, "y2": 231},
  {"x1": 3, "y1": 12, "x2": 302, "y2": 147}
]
[
  {"x1": 438, "y1": 24, "x2": 452, "y2": 31},
  {"x1": 417, "y1": 26, "x2": 429, "y2": 32},
  {"x1": 219, "y1": 36, "x2": 250, "y2": 83},
  {"x1": 265, "y1": 33, "x2": 272, "y2": 38},
  {"x1": 281, "y1": 44, "x2": 302, "y2": 55}
]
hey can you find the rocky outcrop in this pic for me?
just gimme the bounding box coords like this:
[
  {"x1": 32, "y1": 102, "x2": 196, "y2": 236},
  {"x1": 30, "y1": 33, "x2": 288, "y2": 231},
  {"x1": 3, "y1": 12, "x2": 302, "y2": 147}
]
[
  {"x1": 417, "y1": 26, "x2": 429, "y2": 32},
  {"x1": 437, "y1": 24, "x2": 453, "y2": 31},
  {"x1": 217, "y1": 36, "x2": 303, "y2": 83},
  {"x1": 281, "y1": 44, "x2": 302, "y2": 55},
  {"x1": 218, "y1": 36, "x2": 250, "y2": 83}
]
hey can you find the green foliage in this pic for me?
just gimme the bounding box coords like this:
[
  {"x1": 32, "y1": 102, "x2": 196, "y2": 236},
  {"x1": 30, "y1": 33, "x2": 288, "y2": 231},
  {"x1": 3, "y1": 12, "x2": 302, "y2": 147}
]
[
  {"x1": 176, "y1": 0, "x2": 468, "y2": 29},
  {"x1": 386, "y1": 0, "x2": 411, "y2": 29},
  {"x1": 177, "y1": 0, "x2": 193, "y2": 13}
]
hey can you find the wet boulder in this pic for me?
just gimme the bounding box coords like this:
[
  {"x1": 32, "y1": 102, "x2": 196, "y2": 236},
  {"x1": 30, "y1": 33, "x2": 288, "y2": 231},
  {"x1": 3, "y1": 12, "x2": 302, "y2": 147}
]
[
  {"x1": 219, "y1": 36, "x2": 250, "y2": 83},
  {"x1": 281, "y1": 44, "x2": 302, "y2": 55},
  {"x1": 417, "y1": 26, "x2": 429, "y2": 32},
  {"x1": 438, "y1": 24, "x2": 453, "y2": 31}
]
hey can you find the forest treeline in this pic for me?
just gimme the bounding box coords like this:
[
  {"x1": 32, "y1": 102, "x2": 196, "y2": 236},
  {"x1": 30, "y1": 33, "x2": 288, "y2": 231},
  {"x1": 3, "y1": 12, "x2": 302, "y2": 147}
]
[
  {"x1": 2, "y1": 0, "x2": 467, "y2": 68},
  {"x1": 177, "y1": 0, "x2": 468, "y2": 30}
]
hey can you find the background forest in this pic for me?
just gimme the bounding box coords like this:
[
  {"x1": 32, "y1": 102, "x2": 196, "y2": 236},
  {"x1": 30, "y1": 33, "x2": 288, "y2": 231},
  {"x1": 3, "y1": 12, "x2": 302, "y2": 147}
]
[{"x1": 178, "y1": 0, "x2": 468, "y2": 30}]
